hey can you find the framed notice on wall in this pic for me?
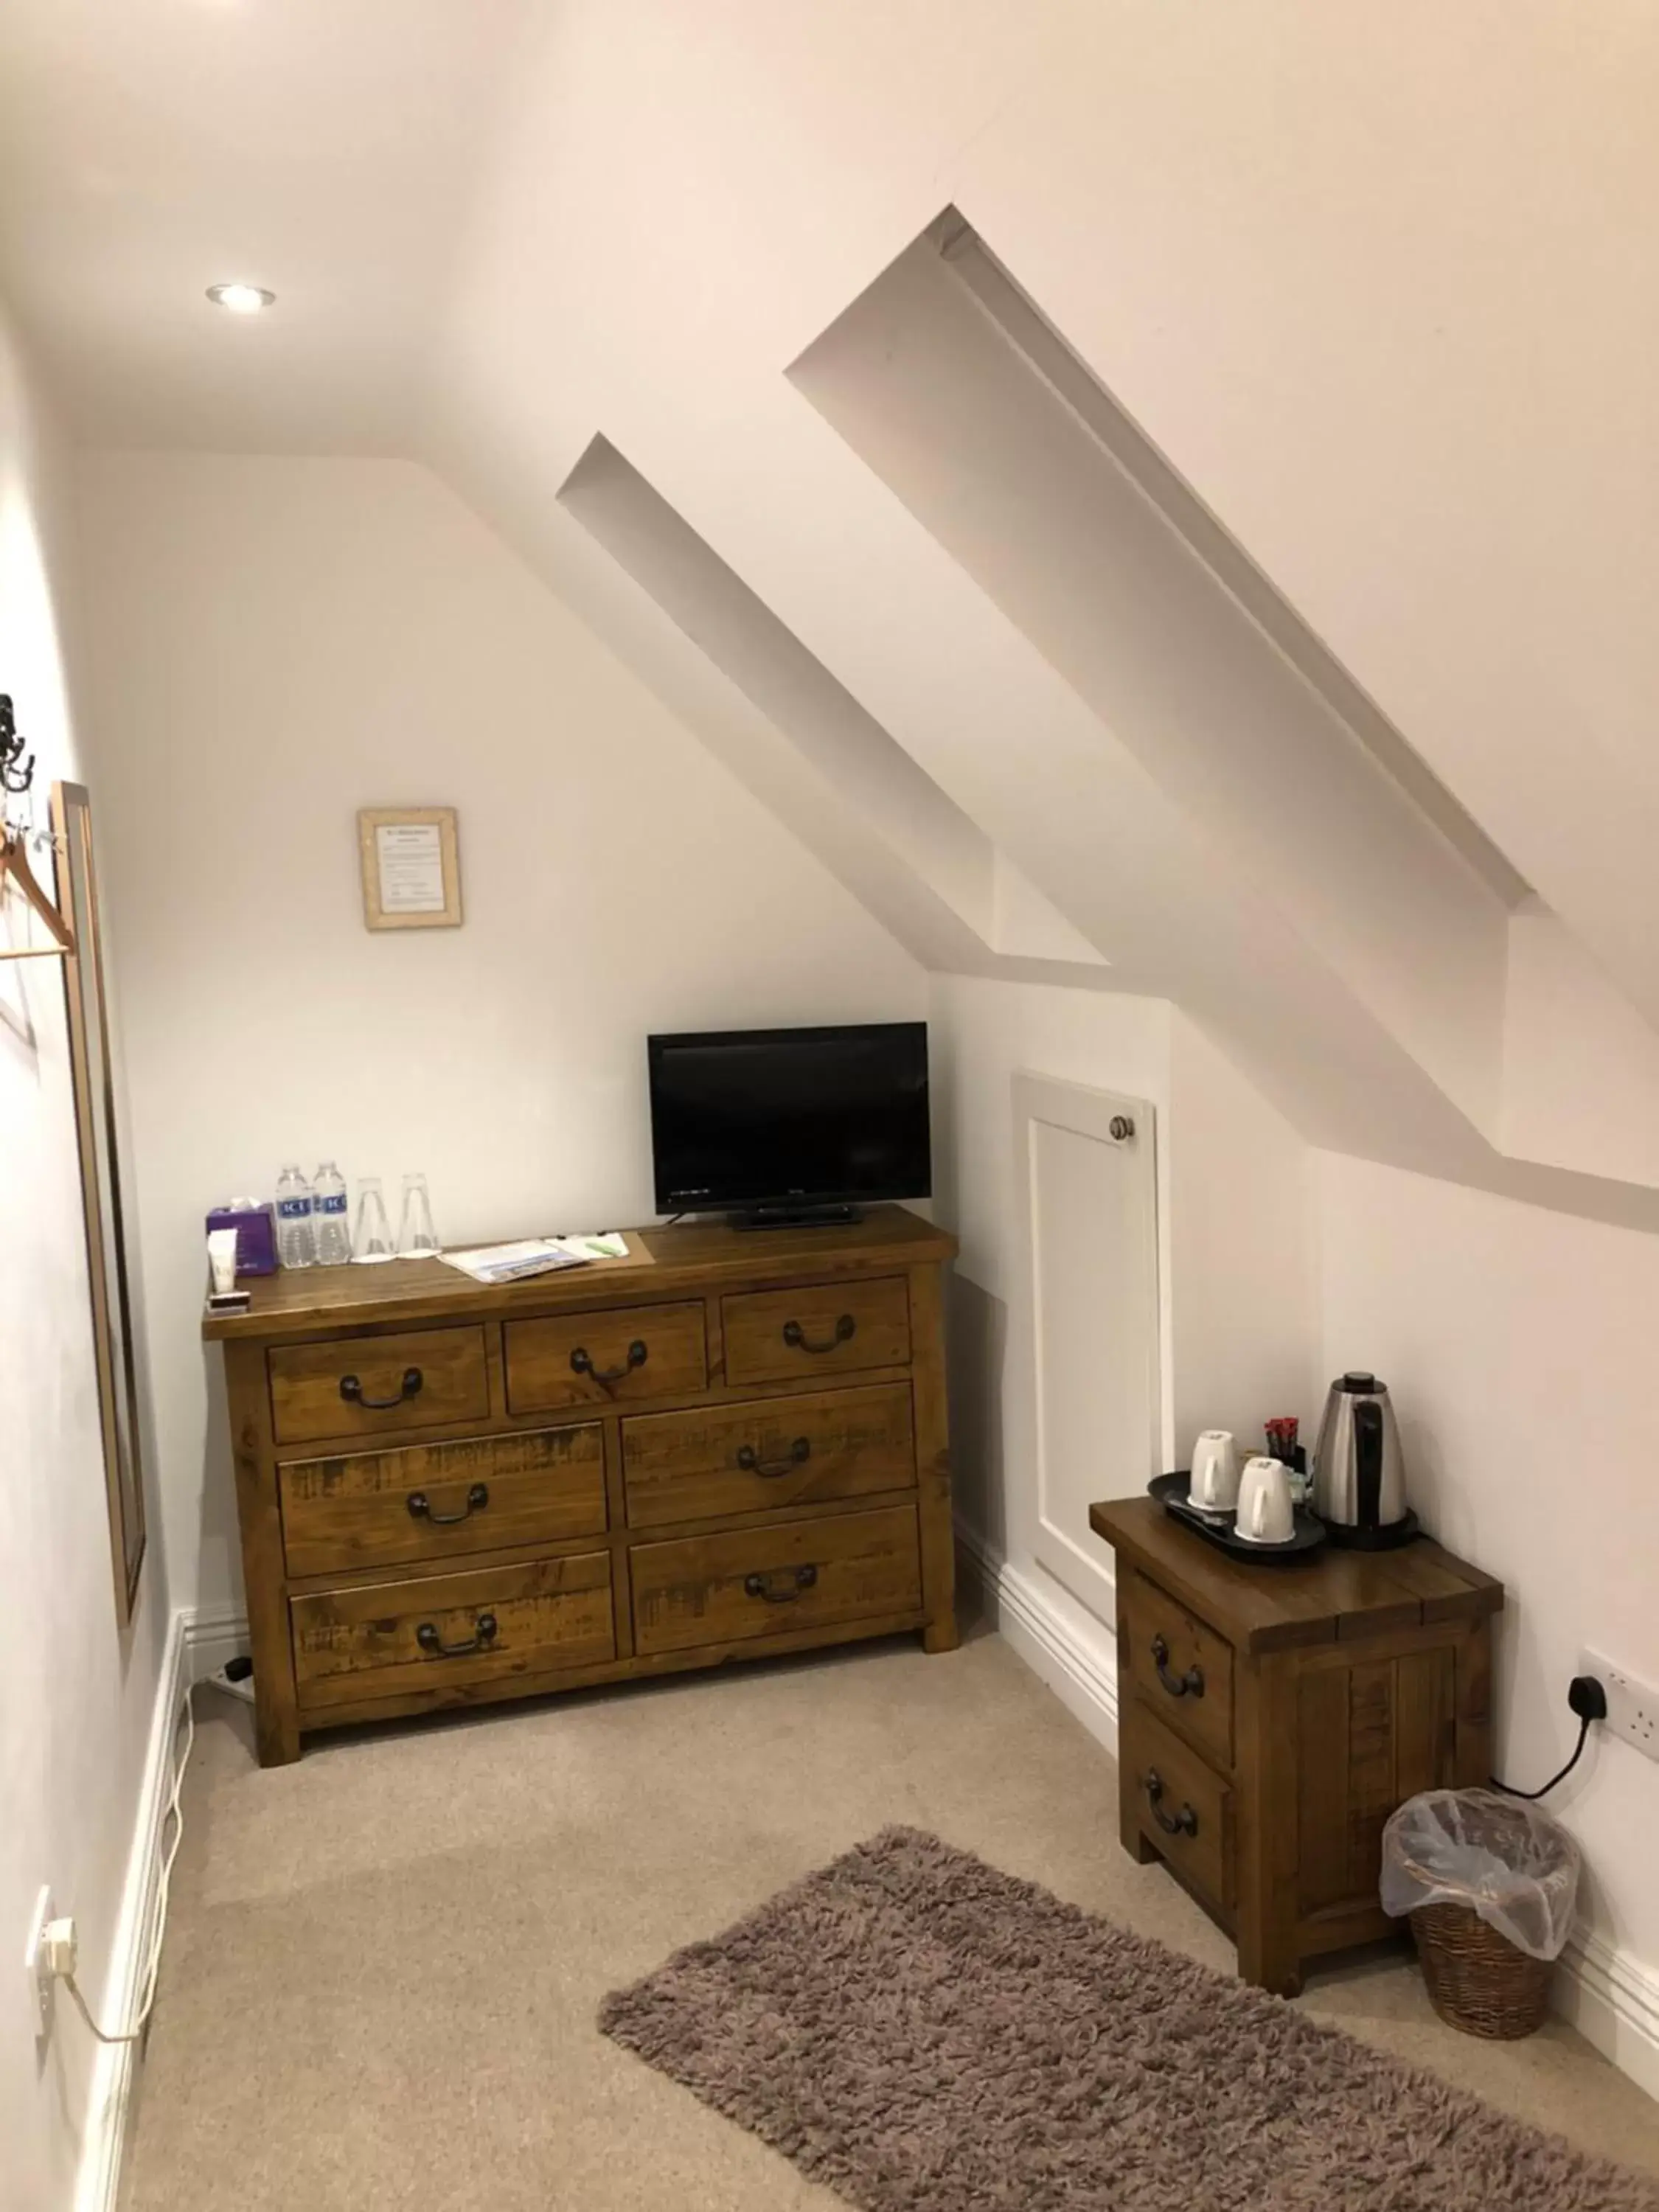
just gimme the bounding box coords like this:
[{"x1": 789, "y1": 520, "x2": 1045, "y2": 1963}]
[{"x1": 358, "y1": 807, "x2": 463, "y2": 931}]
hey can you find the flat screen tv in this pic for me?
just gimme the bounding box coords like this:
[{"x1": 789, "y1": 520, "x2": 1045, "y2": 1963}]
[{"x1": 647, "y1": 1021, "x2": 931, "y2": 1225}]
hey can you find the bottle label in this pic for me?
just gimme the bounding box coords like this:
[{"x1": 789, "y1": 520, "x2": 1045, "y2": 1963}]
[
  {"x1": 276, "y1": 1197, "x2": 313, "y2": 1220},
  {"x1": 317, "y1": 1194, "x2": 348, "y2": 1215}
]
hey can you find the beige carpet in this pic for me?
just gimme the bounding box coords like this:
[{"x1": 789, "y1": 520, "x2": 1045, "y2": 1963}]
[{"x1": 120, "y1": 1618, "x2": 1659, "y2": 2211}]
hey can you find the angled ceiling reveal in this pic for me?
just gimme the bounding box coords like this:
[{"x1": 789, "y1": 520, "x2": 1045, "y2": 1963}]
[
  {"x1": 789, "y1": 209, "x2": 1528, "y2": 1137},
  {"x1": 557, "y1": 433, "x2": 1108, "y2": 981}
]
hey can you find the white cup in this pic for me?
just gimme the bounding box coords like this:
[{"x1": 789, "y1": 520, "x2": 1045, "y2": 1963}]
[
  {"x1": 1188, "y1": 1430, "x2": 1240, "y2": 1514},
  {"x1": 1236, "y1": 1455, "x2": 1295, "y2": 1545}
]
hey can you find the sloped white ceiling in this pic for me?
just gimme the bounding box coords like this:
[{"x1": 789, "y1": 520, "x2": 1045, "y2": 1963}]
[
  {"x1": 422, "y1": 0, "x2": 1659, "y2": 1226},
  {"x1": 4, "y1": 0, "x2": 1658, "y2": 1224}
]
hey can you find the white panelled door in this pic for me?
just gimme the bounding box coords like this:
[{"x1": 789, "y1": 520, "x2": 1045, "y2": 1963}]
[{"x1": 1012, "y1": 1072, "x2": 1160, "y2": 1626}]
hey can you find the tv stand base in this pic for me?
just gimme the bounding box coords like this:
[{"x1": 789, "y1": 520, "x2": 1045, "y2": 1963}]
[{"x1": 731, "y1": 1203, "x2": 864, "y2": 1231}]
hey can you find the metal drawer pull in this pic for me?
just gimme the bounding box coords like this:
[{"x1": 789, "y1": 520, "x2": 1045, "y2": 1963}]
[
  {"x1": 407, "y1": 1482, "x2": 489, "y2": 1526},
  {"x1": 569, "y1": 1339, "x2": 647, "y2": 1385},
  {"x1": 736, "y1": 1437, "x2": 812, "y2": 1478},
  {"x1": 743, "y1": 1563, "x2": 818, "y2": 1604},
  {"x1": 339, "y1": 1366, "x2": 423, "y2": 1410},
  {"x1": 782, "y1": 1315, "x2": 855, "y2": 1355},
  {"x1": 1150, "y1": 1634, "x2": 1205, "y2": 1700},
  {"x1": 1143, "y1": 1770, "x2": 1199, "y2": 1837},
  {"x1": 416, "y1": 1611, "x2": 498, "y2": 1659}
]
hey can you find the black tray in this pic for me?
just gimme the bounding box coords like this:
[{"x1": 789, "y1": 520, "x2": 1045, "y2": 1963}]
[{"x1": 1150, "y1": 1471, "x2": 1328, "y2": 1561}]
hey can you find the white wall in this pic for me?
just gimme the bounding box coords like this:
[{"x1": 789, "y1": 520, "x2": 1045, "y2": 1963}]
[
  {"x1": 1501, "y1": 904, "x2": 1659, "y2": 1192},
  {"x1": 71, "y1": 453, "x2": 925, "y2": 1617},
  {"x1": 929, "y1": 974, "x2": 1317, "y2": 1731},
  {"x1": 1317, "y1": 1151, "x2": 1659, "y2": 1986},
  {"x1": 0, "y1": 313, "x2": 168, "y2": 2212},
  {"x1": 1166, "y1": 1011, "x2": 1320, "y2": 1455}
]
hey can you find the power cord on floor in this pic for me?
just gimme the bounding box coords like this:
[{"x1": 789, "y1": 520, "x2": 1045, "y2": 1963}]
[{"x1": 59, "y1": 1672, "x2": 207, "y2": 2045}]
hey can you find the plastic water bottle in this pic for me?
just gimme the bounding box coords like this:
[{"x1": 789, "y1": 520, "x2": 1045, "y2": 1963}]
[
  {"x1": 313, "y1": 1161, "x2": 352, "y2": 1267},
  {"x1": 274, "y1": 1164, "x2": 316, "y2": 1269}
]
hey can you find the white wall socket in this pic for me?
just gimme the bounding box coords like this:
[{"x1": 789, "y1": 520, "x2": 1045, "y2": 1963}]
[
  {"x1": 24, "y1": 1886, "x2": 55, "y2": 2031},
  {"x1": 1580, "y1": 1649, "x2": 1659, "y2": 1763}
]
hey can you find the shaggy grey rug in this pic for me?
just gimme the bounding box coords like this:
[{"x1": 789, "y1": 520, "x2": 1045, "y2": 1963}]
[{"x1": 599, "y1": 1826, "x2": 1658, "y2": 2211}]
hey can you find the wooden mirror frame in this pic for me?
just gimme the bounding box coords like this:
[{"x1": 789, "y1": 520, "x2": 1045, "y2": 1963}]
[{"x1": 52, "y1": 782, "x2": 146, "y2": 1623}]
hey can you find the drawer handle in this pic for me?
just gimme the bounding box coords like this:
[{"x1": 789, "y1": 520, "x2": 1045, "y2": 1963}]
[
  {"x1": 1150, "y1": 1634, "x2": 1205, "y2": 1700},
  {"x1": 736, "y1": 1437, "x2": 812, "y2": 1478},
  {"x1": 339, "y1": 1366, "x2": 423, "y2": 1411},
  {"x1": 743, "y1": 1563, "x2": 819, "y2": 1604},
  {"x1": 782, "y1": 1315, "x2": 855, "y2": 1355},
  {"x1": 1143, "y1": 1770, "x2": 1199, "y2": 1838},
  {"x1": 416, "y1": 1611, "x2": 498, "y2": 1659},
  {"x1": 569, "y1": 1339, "x2": 647, "y2": 1386},
  {"x1": 407, "y1": 1482, "x2": 489, "y2": 1526}
]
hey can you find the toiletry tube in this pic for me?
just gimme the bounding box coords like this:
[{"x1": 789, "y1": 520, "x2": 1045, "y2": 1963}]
[{"x1": 207, "y1": 1227, "x2": 239, "y2": 1298}]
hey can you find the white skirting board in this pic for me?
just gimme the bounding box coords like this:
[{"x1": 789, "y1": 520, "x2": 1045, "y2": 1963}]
[
  {"x1": 956, "y1": 1527, "x2": 1118, "y2": 1755},
  {"x1": 74, "y1": 1604, "x2": 253, "y2": 2212},
  {"x1": 182, "y1": 1599, "x2": 254, "y2": 1680},
  {"x1": 956, "y1": 1524, "x2": 1659, "y2": 2104},
  {"x1": 73, "y1": 1608, "x2": 186, "y2": 2212},
  {"x1": 1557, "y1": 1923, "x2": 1659, "y2": 2102}
]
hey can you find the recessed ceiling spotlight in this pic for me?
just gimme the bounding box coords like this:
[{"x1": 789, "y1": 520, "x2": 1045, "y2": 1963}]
[{"x1": 206, "y1": 283, "x2": 275, "y2": 313}]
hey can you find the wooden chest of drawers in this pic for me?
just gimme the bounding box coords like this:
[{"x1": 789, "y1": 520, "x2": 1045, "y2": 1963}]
[
  {"x1": 204, "y1": 1207, "x2": 957, "y2": 1765},
  {"x1": 1090, "y1": 1497, "x2": 1503, "y2": 1996}
]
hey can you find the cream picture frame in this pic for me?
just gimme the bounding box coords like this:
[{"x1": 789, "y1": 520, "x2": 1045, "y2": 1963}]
[{"x1": 358, "y1": 807, "x2": 463, "y2": 931}]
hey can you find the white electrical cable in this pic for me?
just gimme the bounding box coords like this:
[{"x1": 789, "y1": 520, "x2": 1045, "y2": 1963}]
[{"x1": 63, "y1": 1676, "x2": 198, "y2": 2046}]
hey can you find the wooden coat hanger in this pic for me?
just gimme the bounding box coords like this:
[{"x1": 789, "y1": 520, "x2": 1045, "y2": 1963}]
[
  {"x1": 0, "y1": 826, "x2": 74, "y2": 960},
  {"x1": 0, "y1": 692, "x2": 73, "y2": 961}
]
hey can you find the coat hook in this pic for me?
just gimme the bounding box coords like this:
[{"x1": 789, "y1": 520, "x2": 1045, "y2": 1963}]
[{"x1": 0, "y1": 695, "x2": 35, "y2": 800}]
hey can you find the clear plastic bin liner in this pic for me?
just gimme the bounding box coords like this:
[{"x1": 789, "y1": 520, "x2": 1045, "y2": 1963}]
[{"x1": 1380, "y1": 1788, "x2": 1580, "y2": 1961}]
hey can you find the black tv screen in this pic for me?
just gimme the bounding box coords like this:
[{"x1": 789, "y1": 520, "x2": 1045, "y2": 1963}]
[{"x1": 647, "y1": 1022, "x2": 931, "y2": 1218}]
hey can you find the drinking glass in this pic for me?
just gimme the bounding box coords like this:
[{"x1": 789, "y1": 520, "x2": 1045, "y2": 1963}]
[
  {"x1": 397, "y1": 1172, "x2": 441, "y2": 1258},
  {"x1": 352, "y1": 1175, "x2": 396, "y2": 1264}
]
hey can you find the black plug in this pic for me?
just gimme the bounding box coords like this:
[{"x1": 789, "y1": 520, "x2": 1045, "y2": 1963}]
[
  {"x1": 1568, "y1": 1674, "x2": 1607, "y2": 1724},
  {"x1": 1493, "y1": 1673, "x2": 1605, "y2": 1798}
]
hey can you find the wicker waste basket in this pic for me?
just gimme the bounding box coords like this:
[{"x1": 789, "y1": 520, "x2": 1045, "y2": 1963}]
[{"x1": 1380, "y1": 1789, "x2": 1579, "y2": 2042}]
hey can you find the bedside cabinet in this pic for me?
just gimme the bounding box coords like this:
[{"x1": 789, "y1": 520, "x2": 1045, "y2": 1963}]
[{"x1": 1090, "y1": 1498, "x2": 1503, "y2": 1997}]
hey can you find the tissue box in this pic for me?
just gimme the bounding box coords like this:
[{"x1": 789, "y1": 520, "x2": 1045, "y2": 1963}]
[{"x1": 206, "y1": 1200, "x2": 278, "y2": 1277}]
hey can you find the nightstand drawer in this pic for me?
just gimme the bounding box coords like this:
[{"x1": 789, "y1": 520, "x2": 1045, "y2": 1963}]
[
  {"x1": 622, "y1": 1383, "x2": 915, "y2": 1528},
  {"x1": 720, "y1": 1276, "x2": 911, "y2": 1385},
  {"x1": 506, "y1": 1301, "x2": 708, "y2": 1413},
  {"x1": 268, "y1": 1326, "x2": 489, "y2": 1445},
  {"x1": 1121, "y1": 1701, "x2": 1234, "y2": 1913},
  {"x1": 1123, "y1": 1570, "x2": 1235, "y2": 1769},
  {"x1": 291, "y1": 1554, "x2": 615, "y2": 1708},
  {"x1": 630, "y1": 1503, "x2": 922, "y2": 1657},
  {"x1": 279, "y1": 1425, "x2": 607, "y2": 1578}
]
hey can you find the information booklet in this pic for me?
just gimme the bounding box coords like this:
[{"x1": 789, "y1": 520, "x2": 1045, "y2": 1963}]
[{"x1": 439, "y1": 1232, "x2": 629, "y2": 1286}]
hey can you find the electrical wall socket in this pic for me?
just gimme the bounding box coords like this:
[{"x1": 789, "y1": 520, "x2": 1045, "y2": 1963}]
[
  {"x1": 24, "y1": 1887, "x2": 55, "y2": 2031},
  {"x1": 1580, "y1": 1649, "x2": 1659, "y2": 1763}
]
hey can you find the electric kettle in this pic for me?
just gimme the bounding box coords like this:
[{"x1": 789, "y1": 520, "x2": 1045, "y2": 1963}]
[{"x1": 1312, "y1": 1372, "x2": 1416, "y2": 1548}]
